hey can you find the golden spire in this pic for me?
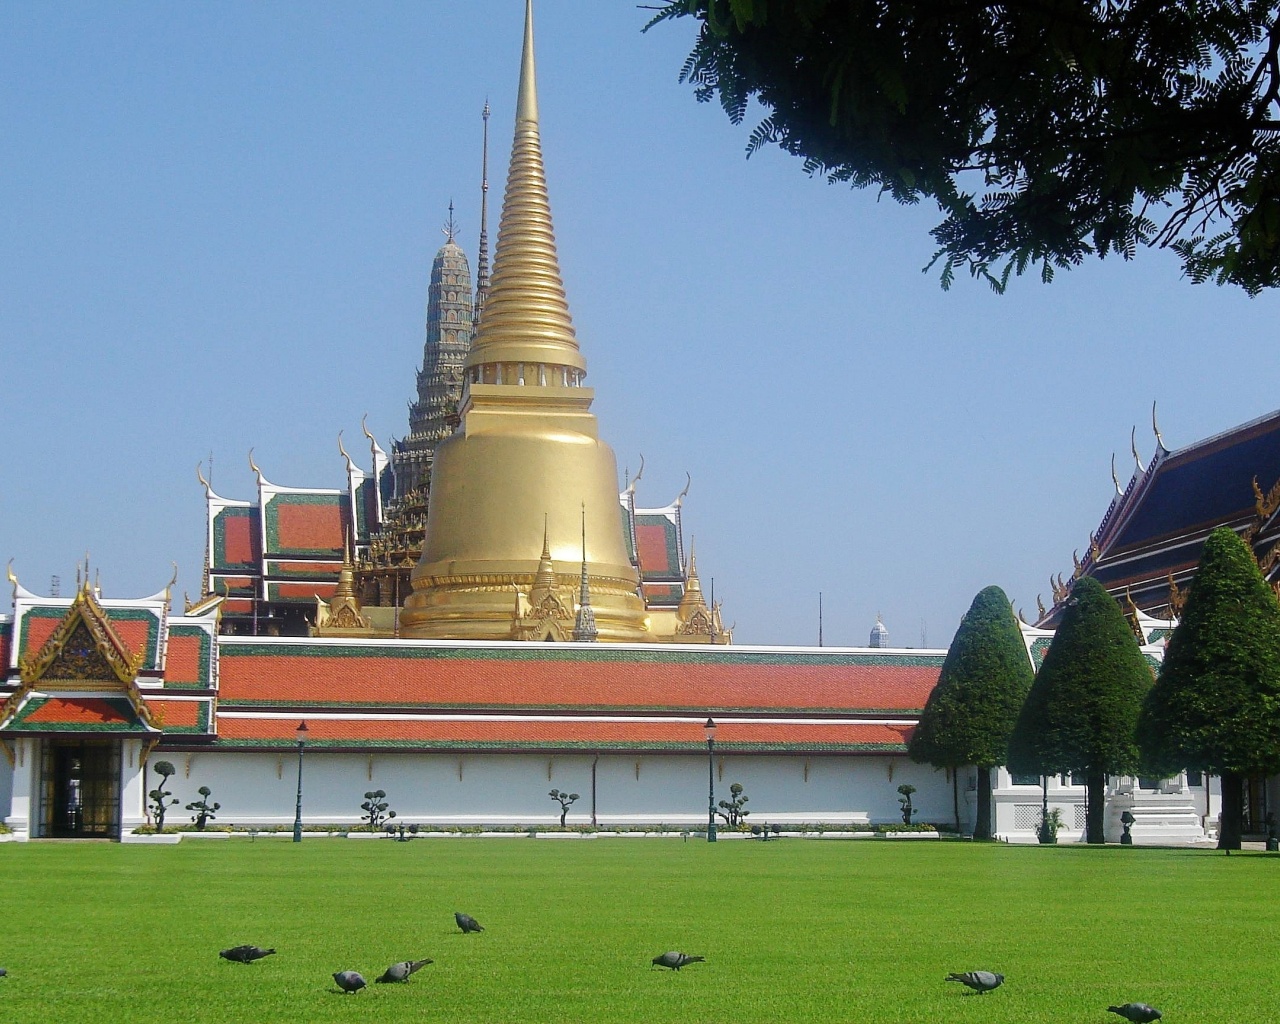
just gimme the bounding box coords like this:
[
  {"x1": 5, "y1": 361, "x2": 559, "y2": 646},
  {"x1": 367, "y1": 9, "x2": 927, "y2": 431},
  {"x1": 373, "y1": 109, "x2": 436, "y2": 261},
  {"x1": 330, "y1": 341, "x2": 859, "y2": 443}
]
[
  {"x1": 529, "y1": 516, "x2": 558, "y2": 604},
  {"x1": 677, "y1": 543, "x2": 708, "y2": 622},
  {"x1": 466, "y1": 0, "x2": 584, "y2": 375}
]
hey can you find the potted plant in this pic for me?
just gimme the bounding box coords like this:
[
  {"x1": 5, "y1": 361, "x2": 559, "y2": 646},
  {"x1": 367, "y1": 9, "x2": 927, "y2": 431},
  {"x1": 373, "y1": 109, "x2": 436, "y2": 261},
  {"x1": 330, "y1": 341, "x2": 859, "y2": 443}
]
[{"x1": 1038, "y1": 806, "x2": 1063, "y2": 844}]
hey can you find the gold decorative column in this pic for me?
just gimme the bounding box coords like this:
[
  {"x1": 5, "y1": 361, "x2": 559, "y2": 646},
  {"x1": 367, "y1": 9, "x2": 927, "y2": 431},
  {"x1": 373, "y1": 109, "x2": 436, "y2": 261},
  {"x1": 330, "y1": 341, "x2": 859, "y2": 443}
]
[{"x1": 401, "y1": 0, "x2": 648, "y2": 642}]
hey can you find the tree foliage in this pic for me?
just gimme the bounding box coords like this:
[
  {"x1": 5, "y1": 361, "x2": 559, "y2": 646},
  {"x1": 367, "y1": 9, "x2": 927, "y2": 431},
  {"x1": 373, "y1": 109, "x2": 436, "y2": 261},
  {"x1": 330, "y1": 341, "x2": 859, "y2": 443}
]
[
  {"x1": 909, "y1": 585, "x2": 1033, "y2": 769},
  {"x1": 1139, "y1": 527, "x2": 1280, "y2": 846},
  {"x1": 909, "y1": 585, "x2": 1032, "y2": 839},
  {"x1": 651, "y1": 1, "x2": 1280, "y2": 293},
  {"x1": 1007, "y1": 576, "x2": 1153, "y2": 841}
]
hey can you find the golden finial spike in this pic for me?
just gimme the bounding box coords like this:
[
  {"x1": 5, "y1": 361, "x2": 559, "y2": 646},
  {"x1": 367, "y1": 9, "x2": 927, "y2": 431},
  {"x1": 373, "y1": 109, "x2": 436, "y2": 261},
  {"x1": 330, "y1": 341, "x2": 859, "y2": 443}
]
[
  {"x1": 1131, "y1": 426, "x2": 1145, "y2": 474},
  {"x1": 196, "y1": 460, "x2": 212, "y2": 497},
  {"x1": 248, "y1": 448, "x2": 263, "y2": 484},
  {"x1": 676, "y1": 472, "x2": 692, "y2": 506},
  {"x1": 1111, "y1": 453, "x2": 1123, "y2": 496},
  {"x1": 1036, "y1": 593, "x2": 1046, "y2": 619},
  {"x1": 6, "y1": 558, "x2": 17, "y2": 594},
  {"x1": 337, "y1": 431, "x2": 354, "y2": 473},
  {"x1": 1152, "y1": 400, "x2": 1166, "y2": 450},
  {"x1": 517, "y1": 0, "x2": 538, "y2": 125},
  {"x1": 466, "y1": 0, "x2": 583, "y2": 375},
  {"x1": 361, "y1": 414, "x2": 375, "y2": 443}
]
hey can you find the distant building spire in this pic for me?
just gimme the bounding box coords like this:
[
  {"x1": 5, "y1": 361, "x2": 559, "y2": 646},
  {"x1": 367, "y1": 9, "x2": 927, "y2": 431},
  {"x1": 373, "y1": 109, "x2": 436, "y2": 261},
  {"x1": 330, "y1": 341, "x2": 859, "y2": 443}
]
[
  {"x1": 474, "y1": 100, "x2": 491, "y2": 325},
  {"x1": 444, "y1": 199, "x2": 457, "y2": 243},
  {"x1": 869, "y1": 614, "x2": 889, "y2": 649},
  {"x1": 573, "y1": 505, "x2": 598, "y2": 642}
]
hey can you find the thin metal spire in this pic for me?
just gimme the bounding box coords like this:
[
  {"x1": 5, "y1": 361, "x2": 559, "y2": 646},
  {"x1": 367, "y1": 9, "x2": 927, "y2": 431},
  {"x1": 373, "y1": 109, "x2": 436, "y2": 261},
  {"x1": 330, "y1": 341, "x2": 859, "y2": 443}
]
[
  {"x1": 443, "y1": 200, "x2": 457, "y2": 243},
  {"x1": 573, "y1": 504, "x2": 598, "y2": 641},
  {"x1": 475, "y1": 100, "x2": 491, "y2": 324}
]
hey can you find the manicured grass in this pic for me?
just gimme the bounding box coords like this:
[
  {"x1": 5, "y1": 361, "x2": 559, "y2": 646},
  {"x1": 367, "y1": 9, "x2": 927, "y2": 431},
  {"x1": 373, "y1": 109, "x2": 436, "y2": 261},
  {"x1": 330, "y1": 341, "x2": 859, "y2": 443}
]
[{"x1": 0, "y1": 838, "x2": 1276, "y2": 1022}]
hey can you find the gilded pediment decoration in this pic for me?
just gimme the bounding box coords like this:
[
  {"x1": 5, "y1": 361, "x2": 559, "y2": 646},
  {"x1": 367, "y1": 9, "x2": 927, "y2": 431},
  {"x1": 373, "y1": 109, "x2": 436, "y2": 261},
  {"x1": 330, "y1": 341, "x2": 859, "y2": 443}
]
[{"x1": 19, "y1": 584, "x2": 145, "y2": 687}]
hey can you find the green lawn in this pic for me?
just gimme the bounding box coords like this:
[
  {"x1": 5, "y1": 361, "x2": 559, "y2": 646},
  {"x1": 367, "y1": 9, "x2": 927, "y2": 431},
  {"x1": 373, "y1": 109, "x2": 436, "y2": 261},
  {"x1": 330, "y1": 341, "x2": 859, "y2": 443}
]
[{"x1": 0, "y1": 838, "x2": 1276, "y2": 1023}]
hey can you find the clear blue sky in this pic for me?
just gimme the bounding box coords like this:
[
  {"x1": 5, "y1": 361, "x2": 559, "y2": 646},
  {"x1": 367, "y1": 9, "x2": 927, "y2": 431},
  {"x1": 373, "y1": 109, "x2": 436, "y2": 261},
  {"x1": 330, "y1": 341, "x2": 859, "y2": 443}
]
[{"x1": 3, "y1": 2, "x2": 1278, "y2": 647}]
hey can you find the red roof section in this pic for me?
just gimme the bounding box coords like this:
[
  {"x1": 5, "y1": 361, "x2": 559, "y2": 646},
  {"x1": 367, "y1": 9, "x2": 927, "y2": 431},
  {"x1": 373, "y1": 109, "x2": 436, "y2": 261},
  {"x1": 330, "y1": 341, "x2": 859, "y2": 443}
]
[
  {"x1": 220, "y1": 512, "x2": 259, "y2": 566},
  {"x1": 147, "y1": 699, "x2": 202, "y2": 727},
  {"x1": 26, "y1": 697, "x2": 131, "y2": 725},
  {"x1": 218, "y1": 717, "x2": 913, "y2": 748},
  {"x1": 636, "y1": 523, "x2": 677, "y2": 576},
  {"x1": 275, "y1": 503, "x2": 343, "y2": 552},
  {"x1": 219, "y1": 650, "x2": 938, "y2": 712},
  {"x1": 165, "y1": 635, "x2": 206, "y2": 686}
]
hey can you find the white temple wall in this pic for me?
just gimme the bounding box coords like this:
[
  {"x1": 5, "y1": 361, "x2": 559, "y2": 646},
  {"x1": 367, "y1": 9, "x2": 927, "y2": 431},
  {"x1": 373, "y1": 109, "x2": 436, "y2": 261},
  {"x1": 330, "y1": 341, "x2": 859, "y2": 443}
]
[{"x1": 144, "y1": 751, "x2": 960, "y2": 829}]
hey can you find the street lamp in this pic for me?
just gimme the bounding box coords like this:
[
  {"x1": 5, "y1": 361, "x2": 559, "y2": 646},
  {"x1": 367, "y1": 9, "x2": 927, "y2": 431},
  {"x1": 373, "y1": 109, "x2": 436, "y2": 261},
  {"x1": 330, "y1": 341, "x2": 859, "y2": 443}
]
[
  {"x1": 704, "y1": 717, "x2": 717, "y2": 843},
  {"x1": 292, "y1": 721, "x2": 308, "y2": 843}
]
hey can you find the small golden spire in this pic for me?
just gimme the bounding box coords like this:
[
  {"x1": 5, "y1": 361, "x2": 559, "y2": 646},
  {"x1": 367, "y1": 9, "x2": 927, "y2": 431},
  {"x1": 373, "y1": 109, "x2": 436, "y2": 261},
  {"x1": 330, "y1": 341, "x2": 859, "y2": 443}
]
[
  {"x1": 529, "y1": 516, "x2": 558, "y2": 603},
  {"x1": 467, "y1": 0, "x2": 584, "y2": 375}
]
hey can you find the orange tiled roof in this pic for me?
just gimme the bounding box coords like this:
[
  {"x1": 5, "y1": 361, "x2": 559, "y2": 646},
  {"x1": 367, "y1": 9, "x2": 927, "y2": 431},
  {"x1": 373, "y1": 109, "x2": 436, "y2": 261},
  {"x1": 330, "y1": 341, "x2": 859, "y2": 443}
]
[
  {"x1": 216, "y1": 716, "x2": 913, "y2": 750},
  {"x1": 147, "y1": 699, "x2": 203, "y2": 728},
  {"x1": 218, "y1": 644, "x2": 940, "y2": 713},
  {"x1": 164, "y1": 634, "x2": 207, "y2": 687}
]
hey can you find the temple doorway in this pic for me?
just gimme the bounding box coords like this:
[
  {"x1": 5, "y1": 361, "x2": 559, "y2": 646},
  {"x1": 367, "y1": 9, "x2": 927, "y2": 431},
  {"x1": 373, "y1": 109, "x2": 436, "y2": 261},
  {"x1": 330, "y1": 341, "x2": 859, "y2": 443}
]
[{"x1": 37, "y1": 739, "x2": 122, "y2": 838}]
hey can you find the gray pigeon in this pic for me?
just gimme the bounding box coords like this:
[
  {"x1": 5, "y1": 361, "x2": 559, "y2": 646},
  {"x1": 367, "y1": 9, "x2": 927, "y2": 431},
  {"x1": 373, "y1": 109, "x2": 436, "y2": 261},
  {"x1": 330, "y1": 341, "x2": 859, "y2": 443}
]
[
  {"x1": 376, "y1": 958, "x2": 433, "y2": 983},
  {"x1": 946, "y1": 971, "x2": 1004, "y2": 993},
  {"x1": 219, "y1": 945, "x2": 275, "y2": 964},
  {"x1": 455, "y1": 912, "x2": 484, "y2": 933},
  {"x1": 0, "y1": 967, "x2": 6, "y2": 977},
  {"x1": 1109, "y1": 1004, "x2": 1162, "y2": 1023},
  {"x1": 333, "y1": 970, "x2": 366, "y2": 993},
  {"x1": 651, "y1": 951, "x2": 705, "y2": 971}
]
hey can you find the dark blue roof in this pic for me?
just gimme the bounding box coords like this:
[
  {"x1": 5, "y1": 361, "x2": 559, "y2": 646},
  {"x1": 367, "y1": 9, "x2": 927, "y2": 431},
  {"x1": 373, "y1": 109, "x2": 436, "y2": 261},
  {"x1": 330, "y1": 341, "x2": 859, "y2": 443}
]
[{"x1": 1112, "y1": 411, "x2": 1280, "y2": 552}]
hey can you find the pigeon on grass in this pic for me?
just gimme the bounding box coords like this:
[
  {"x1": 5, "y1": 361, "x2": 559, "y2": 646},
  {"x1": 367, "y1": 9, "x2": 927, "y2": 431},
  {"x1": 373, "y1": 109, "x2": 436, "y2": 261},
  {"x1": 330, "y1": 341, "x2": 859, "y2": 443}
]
[
  {"x1": 219, "y1": 945, "x2": 275, "y2": 964},
  {"x1": 333, "y1": 970, "x2": 366, "y2": 993},
  {"x1": 1109, "y1": 1004, "x2": 1162, "y2": 1023},
  {"x1": 0, "y1": 967, "x2": 7, "y2": 977},
  {"x1": 455, "y1": 912, "x2": 484, "y2": 933},
  {"x1": 946, "y1": 971, "x2": 1004, "y2": 993},
  {"x1": 651, "y1": 951, "x2": 705, "y2": 971},
  {"x1": 376, "y1": 959, "x2": 433, "y2": 983}
]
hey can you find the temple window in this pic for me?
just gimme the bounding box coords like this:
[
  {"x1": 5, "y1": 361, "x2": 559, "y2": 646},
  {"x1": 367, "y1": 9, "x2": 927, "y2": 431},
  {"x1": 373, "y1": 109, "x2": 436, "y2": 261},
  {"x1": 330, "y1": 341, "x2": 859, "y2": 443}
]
[
  {"x1": 538, "y1": 364, "x2": 547, "y2": 386},
  {"x1": 518, "y1": 364, "x2": 526, "y2": 385}
]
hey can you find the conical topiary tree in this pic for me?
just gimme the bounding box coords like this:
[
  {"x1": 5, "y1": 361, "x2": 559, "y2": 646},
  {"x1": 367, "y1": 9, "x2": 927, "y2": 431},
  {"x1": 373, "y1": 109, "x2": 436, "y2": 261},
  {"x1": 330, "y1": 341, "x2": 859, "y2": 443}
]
[
  {"x1": 1139, "y1": 526, "x2": 1280, "y2": 851},
  {"x1": 1007, "y1": 576, "x2": 1152, "y2": 843},
  {"x1": 908, "y1": 586, "x2": 1033, "y2": 839}
]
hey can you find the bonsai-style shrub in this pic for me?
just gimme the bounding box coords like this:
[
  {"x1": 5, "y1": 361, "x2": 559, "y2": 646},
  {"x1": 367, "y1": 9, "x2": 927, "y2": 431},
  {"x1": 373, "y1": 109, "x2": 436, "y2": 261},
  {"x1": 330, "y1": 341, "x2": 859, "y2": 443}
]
[
  {"x1": 717, "y1": 782, "x2": 750, "y2": 828},
  {"x1": 548, "y1": 788, "x2": 580, "y2": 827},
  {"x1": 909, "y1": 586, "x2": 1033, "y2": 838},
  {"x1": 1139, "y1": 526, "x2": 1280, "y2": 850},
  {"x1": 897, "y1": 783, "x2": 917, "y2": 825},
  {"x1": 360, "y1": 790, "x2": 396, "y2": 831},
  {"x1": 148, "y1": 761, "x2": 178, "y2": 832},
  {"x1": 185, "y1": 786, "x2": 221, "y2": 830}
]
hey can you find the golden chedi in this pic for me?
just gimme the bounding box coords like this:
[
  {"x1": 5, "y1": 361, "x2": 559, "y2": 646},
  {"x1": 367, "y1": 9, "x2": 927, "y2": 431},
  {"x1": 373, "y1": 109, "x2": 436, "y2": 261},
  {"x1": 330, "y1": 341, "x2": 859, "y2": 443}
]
[{"x1": 401, "y1": 0, "x2": 648, "y2": 642}]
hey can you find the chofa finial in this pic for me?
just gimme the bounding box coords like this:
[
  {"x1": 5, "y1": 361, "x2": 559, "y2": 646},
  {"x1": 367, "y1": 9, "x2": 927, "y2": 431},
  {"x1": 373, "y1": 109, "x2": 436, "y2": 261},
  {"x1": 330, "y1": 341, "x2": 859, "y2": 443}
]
[
  {"x1": 1152, "y1": 400, "x2": 1166, "y2": 451},
  {"x1": 1131, "y1": 427, "x2": 1145, "y2": 474}
]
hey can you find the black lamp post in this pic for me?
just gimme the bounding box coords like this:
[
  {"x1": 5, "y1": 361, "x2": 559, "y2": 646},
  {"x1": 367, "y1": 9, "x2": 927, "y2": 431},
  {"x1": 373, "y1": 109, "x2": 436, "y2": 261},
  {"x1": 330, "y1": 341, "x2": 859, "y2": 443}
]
[
  {"x1": 704, "y1": 717, "x2": 717, "y2": 843},
  {"x1": 292, "y1": 721, "x2": 308, "y2": 843}
]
